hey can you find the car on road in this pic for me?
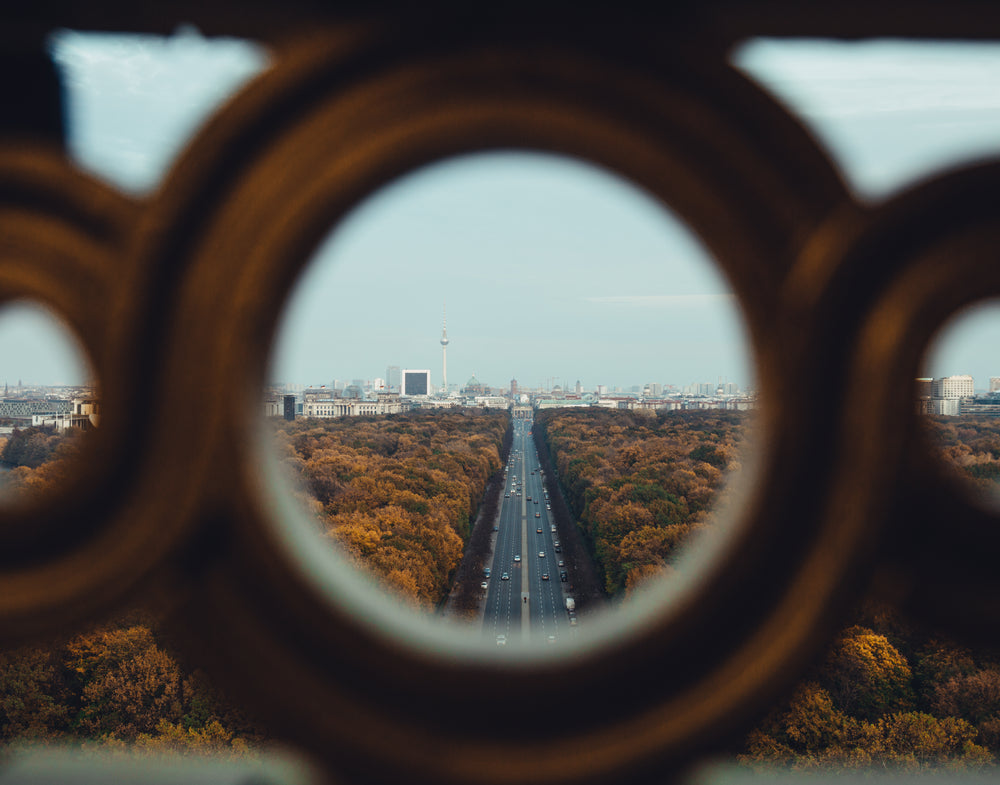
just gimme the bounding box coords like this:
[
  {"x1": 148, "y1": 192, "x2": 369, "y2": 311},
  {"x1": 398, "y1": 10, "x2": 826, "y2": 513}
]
[
  {"x1": 546, "y1": 505, "x2": 551, "y2": 510},
  {"x1": 527, "y1": 495, "x2": 532, "y2": 500},
  {"x1": 505, "y1": 494, "x2": 509, "y2": 498},
  {"x1": 534, "y1": 500, "x2": 538, "y2": 504},
  {"x1": 542, "y1": 573, "x2": 550, "y2": 581},
  {"x1": 493, "y1": 525, "x2": 498, "y2": 531},
  {"x1": 514, "y1": 554, "x2": 521, "y2": 562},
  {"x1": 553, "y1": 540, "x2": 559, "y2": 546},
  {"x1": 560, "y1": 572, "x2": 568, "y2": 582},
  {"x1": 555, "y1": 546, "x2": 561, "y2": 553},
  {"x1": 501, "y1": 572, "x2": 509, "y2": 580},
  {"x1": 484, "y1": 567, "x2": 491, "y2": 577},
  {"x1": 535, "y1": 512, "x2": 541, "y2": 518},
  {"x1": 536, "y1": 527, "x2": 542, "y2": 533},
  {"x1": 558, "y1": 561, "x2": 564, "y2": 568},
  {"x1": 538, "y1": 551, "x2": 545, "y2": 558},
  {"x1": 481, "y1": 581, "x2": 488, "y2": 589},
  {"x1": 496, "y1": 635, "x2": 507, "y2": 647}
]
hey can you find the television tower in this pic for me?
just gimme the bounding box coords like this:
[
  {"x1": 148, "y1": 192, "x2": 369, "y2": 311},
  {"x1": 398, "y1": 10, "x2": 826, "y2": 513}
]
[{"x1": 440, "y1": 303, "x2": 449, "y2": 395}]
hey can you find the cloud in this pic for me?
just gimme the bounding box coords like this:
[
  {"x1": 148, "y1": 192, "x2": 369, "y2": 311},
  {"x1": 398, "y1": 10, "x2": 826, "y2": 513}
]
[{"x1": 585, "y1": 294, "x2": 735, "y2": 307}]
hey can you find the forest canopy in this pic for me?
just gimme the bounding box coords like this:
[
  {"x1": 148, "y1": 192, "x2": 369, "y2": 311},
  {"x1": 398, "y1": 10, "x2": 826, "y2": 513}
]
[
  {"x1": 0, "y1": 409, "x2": 510, "y2": 758},
  {"x1": 534, "y1": 408, "x2": 746, "y2": 596},
  {"x1": 272, "y1": 410, "x2": 508, "y2": 607},
  {"x1": 537, "y1": 407, "x2": 1000, "y2": 770}
]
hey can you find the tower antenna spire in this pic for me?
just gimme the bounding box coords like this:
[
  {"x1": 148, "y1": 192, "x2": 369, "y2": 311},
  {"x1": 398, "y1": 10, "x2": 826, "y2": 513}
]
[{"x1": 440, "y1": 302, "x2": 449, "y2": 395}]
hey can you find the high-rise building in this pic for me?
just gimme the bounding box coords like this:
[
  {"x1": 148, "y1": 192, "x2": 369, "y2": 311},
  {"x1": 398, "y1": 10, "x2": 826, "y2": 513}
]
[
  {"x1": 575, "y1": 380, "x2": 583, "y2": 394},
  {"x1": 402, "y1": 369, "x2": 430, "y2": 397},
  {"x1": 510, "y1": 379, "x2": 518, "y2": 396},
  {"x1": 386, "y1": 366, "x2": 401, "y2": 393},
  {"x1": 990, "y1": 377, "x2": 1000, "y2": 393}
]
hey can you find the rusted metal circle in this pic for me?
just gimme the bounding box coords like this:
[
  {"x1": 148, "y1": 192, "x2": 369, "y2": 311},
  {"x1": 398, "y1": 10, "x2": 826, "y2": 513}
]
[
  {"x1": 0, "y1": 146, "x2": 153, "y2": 640},
  {"x1": 790, "y1": 163, "x2": 1000, "y2": 647},
  {"x1": 133, "y1": 26, "x2": 864, "y2": 785}
]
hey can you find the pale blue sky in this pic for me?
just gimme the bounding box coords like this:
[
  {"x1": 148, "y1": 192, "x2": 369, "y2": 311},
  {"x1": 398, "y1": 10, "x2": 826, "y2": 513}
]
[{"x1": 3, "y1": 32, "x2": 1000, "y2": 390}]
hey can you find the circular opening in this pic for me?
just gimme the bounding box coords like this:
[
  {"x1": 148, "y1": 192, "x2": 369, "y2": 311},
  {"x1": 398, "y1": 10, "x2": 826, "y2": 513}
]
[
  {"x1": 262, "y1": 151, "x2": 756, "y2": 660},
  {"x1": 0, "y1": 300, "x2": 96, "y2": 509},
  {"x1": 921, "y1": 299, "x2": 1000, "y2": 506}
]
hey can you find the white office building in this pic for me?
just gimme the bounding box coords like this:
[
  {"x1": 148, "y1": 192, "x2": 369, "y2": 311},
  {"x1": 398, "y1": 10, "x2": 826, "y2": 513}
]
[
  {"x1": 401, "y1": 369, "x2": 431, "y2": 397},
  {"x1": 932, "y1": 375, "x2": 974, "y2": 399}
]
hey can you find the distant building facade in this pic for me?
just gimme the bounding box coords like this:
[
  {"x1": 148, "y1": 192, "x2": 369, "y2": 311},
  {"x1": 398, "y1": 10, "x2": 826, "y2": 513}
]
[
  {"x1": 386, "y1": 366, "x2": 401, "y2": 393},
  {"x1": 303, "y1": 392, "x2": 402, "y2": 418},
  {"x1": 932, "y1": 375, "x2": 974, "y2": 399},
  {"x1": 401, "y1": 369, "x2": 430, "y2": 397},
  {"x1": 473, "y1": 396, "x2": 509, "y2": 409},
  {"x1": 960, "y1": 397, "x2": 1000, "y2": 416}
]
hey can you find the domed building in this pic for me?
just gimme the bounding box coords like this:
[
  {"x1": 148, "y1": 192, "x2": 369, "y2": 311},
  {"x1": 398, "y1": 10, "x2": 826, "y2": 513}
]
[{"x1": 462, "y1": 374, "x2": 486, "y2": 396}]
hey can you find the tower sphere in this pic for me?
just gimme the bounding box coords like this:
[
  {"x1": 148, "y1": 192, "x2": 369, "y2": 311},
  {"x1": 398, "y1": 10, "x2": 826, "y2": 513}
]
[{"x1": 440, "y1": 335, "x2": 449, "y2": 346}]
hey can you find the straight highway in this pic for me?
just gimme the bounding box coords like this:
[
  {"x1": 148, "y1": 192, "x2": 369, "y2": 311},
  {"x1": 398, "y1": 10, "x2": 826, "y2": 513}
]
[{"x1": 482, "y1": 417, "x2": 575, "y2": 646}]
